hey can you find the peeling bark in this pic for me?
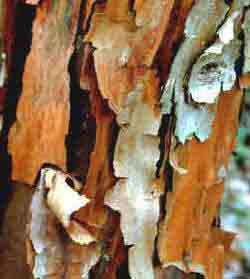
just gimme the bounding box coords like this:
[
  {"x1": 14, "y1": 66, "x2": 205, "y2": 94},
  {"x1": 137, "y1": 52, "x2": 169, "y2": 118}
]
[
  {"x1": 158, "y1": 88, "x2": 242, "y2": 276},
  {"x1": 0, "y1": 0, "x2": 248, "y2": 278},
  {"x1": 27, "y1": 168, "x2": 99, "y2": 278},
  {"x1": 105, "y1": 70, "x2": 162, "y2": 279}
]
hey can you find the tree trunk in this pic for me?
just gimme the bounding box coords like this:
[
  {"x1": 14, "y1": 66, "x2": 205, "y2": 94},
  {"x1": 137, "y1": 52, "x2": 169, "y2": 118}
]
[{"x1": 0, "y1": 1, "x2": 249, "y2": 279}]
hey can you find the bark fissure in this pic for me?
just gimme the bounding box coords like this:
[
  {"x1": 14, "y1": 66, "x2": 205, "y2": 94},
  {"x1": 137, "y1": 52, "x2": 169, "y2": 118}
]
[{"x1": 3, "y1": 3, "x2": 36, "y2": 133}]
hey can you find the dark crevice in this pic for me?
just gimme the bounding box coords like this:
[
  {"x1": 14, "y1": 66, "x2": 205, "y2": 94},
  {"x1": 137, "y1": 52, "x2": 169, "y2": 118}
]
[
  {"x1": 128, "y1": 0, "x2": 136, "y2": 12},
  {"x1": 154, "y1": 114, "x2": 174, "y2": 270},
  {"x1": 164, "y1": 161, "x2": 174, "y2": 193},
  {"x1": 212, "y1": 215, "x2": 221, "y2": 228},
  {"x1": 235, "y1": 30, "x2": 245, "y2": 77},
  {"x1": 65, "y1": 176, "x2": 75, "y2": 189},
  {"x1": 163, "y1": 266, "x2": 186, "y2": 279},
  {"x1": 153, "y1": 240, "x2": 161, "y2": 267},
  {"x1": 116, "y1": 247, "x2": 130, "y2": 279},
  {"x1": 158, "y1": 112, "x2": 174, "y2": 214},
  {"x1": 108, "y1": 119, "x2": 120, "y2": 174},
  {"x1": 67, "y1": 0, "x2": 97, "y2": 183},
  {"x1": 67, "y1": 0, "x2": 119, "y2": 184},
  {"x1": 154, "y1": 4, "x2": 185, "y2": 264},
  {"x1": 155, "y1": 0, "x2": 186, "y2": 87},
  {"x1": 154, "y1": 109, "x2": 175, "y2": 271},
  {"x1": 3, "y1": 3, "x2": 36, "y2": 135},
  {"x1": 67, "y1": 51, "x2": 96, "y2": 183},
  {"x1": 224, "y1": 0, "x2": 233, "y2": 5},
  {"x1": 0, "y1": 3, "x2": 36, "y2": 230},
  {"x1": 73, "y1": 0, "x2": 88, "y2": 42},
  {"x1": 81, "y1": 0, "x2": 107, "y2": 37},
  {"x1": 235, "y1": 0, "x2": 249, "y2": 81},
  {"x1": 190, "y1": 273, "x2": 205, "y2": 279},
  {"x1": 66, "y1": 1, "x2": 112, "y2": 185},
  {"x1": 156, "y1": 114, "x2": 171, "y2": 178},
  {"x1": 88, "y1": 213, "x2": 128, "y2": 279}
]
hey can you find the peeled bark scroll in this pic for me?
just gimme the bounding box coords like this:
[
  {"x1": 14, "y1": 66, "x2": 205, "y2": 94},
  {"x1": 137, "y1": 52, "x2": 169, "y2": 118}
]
[{"x1": 0, "y1": 0, "x2": 249, "y2": 279}]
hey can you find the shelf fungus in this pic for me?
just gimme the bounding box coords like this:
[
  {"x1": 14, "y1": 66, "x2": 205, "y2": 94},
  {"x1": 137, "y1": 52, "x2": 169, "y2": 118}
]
[
  {"x1": 105, "y1": 71, "x2": 163, "y2": 279},
  {"x1": 27, "y1": 168, "x2": 97, "y2": 278}
]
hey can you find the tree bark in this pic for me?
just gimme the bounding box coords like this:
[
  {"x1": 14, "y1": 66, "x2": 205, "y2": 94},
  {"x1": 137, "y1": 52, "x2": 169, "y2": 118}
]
[{"x1": 0, "y1": 1, "x2": 249, "y2": 279}]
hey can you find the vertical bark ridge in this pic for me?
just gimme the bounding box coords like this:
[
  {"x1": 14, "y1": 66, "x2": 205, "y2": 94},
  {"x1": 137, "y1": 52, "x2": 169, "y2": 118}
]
[{"x1": 8, "y1": 0, "x2": 82, "y2": 184}]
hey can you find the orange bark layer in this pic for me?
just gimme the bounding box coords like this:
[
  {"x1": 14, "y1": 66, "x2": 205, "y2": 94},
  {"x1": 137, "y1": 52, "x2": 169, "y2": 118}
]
[
  {"x1": 77, "y1": 0, "x2": 174, "y2": 229},
  {"x1": 78, "y1": 1, "x2": 200, "y2": 277},
  {"x1": 8, "y1": 0, "x2": 81, "y2": 184},
  {"x1": 158, "y1": 87, "x2": 243, "y2": 274},
  {"x1": 74, "y1": 56, "x2": 116, "y2": 229},
  {"x1": 74, "y1": 53, "x2": 126, "y2": 276},
  {"x1": 84, "y1": 0, "x2": 175, "y2": 113},
  {"x1": 239, "y1": 74, "x2": 250, "y2": 89},
  {"x1": 2, "y1": 0, "x2": 241, "y2": 278}
]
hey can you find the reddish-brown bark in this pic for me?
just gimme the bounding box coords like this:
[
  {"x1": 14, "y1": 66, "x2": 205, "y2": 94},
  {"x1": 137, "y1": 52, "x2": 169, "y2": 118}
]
[
  {"x1": 8, "y1": 1, "x2": 82, "y2": 184},
  {"x1": 0, "y1": 0, "x2": 246, "y2": 278}
]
